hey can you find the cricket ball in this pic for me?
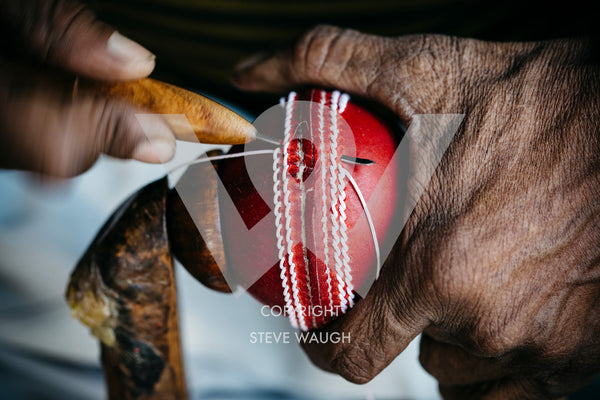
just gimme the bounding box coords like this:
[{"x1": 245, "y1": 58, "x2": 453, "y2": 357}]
[{"x1": 217, "y1": 90, "x2": 400, "y2": 330}]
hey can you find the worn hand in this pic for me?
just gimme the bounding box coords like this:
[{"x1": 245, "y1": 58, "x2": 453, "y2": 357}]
[
  {"x1": 232, "y1": 25, "x2": 600, "y2": 399},
  {"x1": 0, "y1": 0, "x2": 174, "y2": 177}
]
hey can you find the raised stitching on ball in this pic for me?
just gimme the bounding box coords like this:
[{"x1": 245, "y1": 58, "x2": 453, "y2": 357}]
[{"x1": 273, "y1": 90, "x2": 354, "y2": 330}]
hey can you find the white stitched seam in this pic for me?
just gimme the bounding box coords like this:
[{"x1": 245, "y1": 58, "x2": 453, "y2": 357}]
[
  {"x1": 297, "y1": 142, "x2": 315, "y2": 329},
  {"x1": 282, "y1": 92, "x2": 308, "y2": 331},
  {"x1": 328, "y1": 91, "x2": 350, "y2": 313},
  {"x1": 338, "y1": 93, "x2": 350, "y2": 114},
  {"x1": 272, "y1": 90, "x2": 357, "y2": 330},
  {"x1": 272, "y1": 147, "x2": 298, "y2": 328},
  {"x1": 337, "y1": 163, "x2": 354, "y2": 309},
  {"x1": 317, "y1": 91, "x2": 334, "y2": 315},
  {"x1": 335, "y1": 88, "x2": 351, "y2": 307}
]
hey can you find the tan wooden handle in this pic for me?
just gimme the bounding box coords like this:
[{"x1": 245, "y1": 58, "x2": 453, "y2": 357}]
[{"x1": 88, "y1": 78, "x2": 256, "y2": 145}]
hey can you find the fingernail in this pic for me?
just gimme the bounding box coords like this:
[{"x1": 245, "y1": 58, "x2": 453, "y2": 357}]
[
  {"x1": 107, "y1": 32, "x2": 155, "y2": 69},
  {"x1": 132, "y1": 138, "x2": 175, "y2": 164}
]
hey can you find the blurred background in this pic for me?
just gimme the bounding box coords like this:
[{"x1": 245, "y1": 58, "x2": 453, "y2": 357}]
[
  {"x1": 1, "y1": 0, "x2": 599, "y2": 398},
  {"x1": 85, "y1": 0, "x2": 597, "y2": 114}
]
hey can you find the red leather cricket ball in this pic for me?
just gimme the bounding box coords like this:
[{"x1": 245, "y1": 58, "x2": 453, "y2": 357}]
[{"x1": 218, "y1": 90, "x2": 400, "y2": 330}]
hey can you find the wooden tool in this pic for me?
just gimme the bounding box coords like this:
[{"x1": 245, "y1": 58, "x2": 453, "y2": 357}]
[
  {"x1": 67, "y1": 178, "x2": 187, "y2": 400},
  {"x1": 84, "y1": 78, "x2": 257, "y2": 145}
]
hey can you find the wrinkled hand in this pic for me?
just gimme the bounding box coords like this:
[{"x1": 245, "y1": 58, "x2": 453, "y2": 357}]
[
  {"x1": 232, "y1": 25, "x2": 600, "y2": 399},
  {"x1": 0, "y1": 0, "x2": 175, "y2": 177}
]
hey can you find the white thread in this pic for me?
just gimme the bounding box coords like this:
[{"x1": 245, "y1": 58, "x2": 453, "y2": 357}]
[
  {"x1": 281, "y1": 92, "x2": 308, "y2": 331},
  {"x1": 297, "y1": 142, "x2": 316, "y2": 328},
  {"x1": 335, "y1": 92, "x2": 353, "y2": 307},
  {"x1": 317, "y1": 91, "x2": 335, "y2": 312},
  {"x1": 338, "y1": 93, "x2": 350, "y2": 114},
  {"x1": 337, "y1": 164, "x2": 354, "y2": 308},
  {"x1": 272, "y1": 148, "x2": 298, "y2": 328},
  {"x1": 340, "y1": 167, "x2": 381, "y2": 278},
  {"x1": 167, "y1": 150, "x2": 275, "y2": 175},
  {"x1": 279, "y1": 97, "x2": 286, "y2": 108},
  {"x1": 282, "y1": 92, "x2": 304, "y2": 330},
  {"x1": 328, "y1": 91, "x2": 350, "y2": 312}
]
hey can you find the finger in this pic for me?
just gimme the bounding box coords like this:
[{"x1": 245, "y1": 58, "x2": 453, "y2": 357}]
[
  {"x1": 230, "y1": 25, "x2": 451, "y2": 116},
  {"x1": 300, "y1": 246, "x2": 431, "y2": 384},
  {"x1": 419, "y1": 333, "x2": 516, "y2": 386},
  {"x1": 2, "y1": 0, "x2": 155, "y2": 80},
  {"x1": 231, "y1": 25, "x2": 392, "y2": 94},
  {"x1": 0, "y1": 84, "x2": 175, "y2": 177}
]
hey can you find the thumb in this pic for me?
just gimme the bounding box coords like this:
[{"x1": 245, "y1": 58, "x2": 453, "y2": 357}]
[
  {"x1": 3, "y1": 0, "x2": 155, "y2": 80},
  {"x1": 300, "y1": 248, "x2": 431, "y2": 384}
]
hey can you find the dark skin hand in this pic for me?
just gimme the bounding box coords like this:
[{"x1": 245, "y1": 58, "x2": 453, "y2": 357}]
[
  {"x1": 0, "y1": 0, "x2": 175, "y2": 177},
  {"x1": 232, "y1": 25, "x2": 600, "y2": 399}
]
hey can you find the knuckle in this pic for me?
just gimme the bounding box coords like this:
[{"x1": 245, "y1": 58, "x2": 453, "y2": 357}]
[
  {"x1": 407, "y1": 34, "x2": 455, "y2": 66},
  {"x1": 292, "y1": 24, "x2": 354, "y2": 80},
  {"x1": 31, "y1": 0, "x2": 96, "y2": 62},
  {"x1": 390, "y1": 34, "x2": 464, "y2": 113},
  {"x1": 330, "y1": 345, "x2": 376, "y2": 384},
  {"x1": 35, "y1": 97, "x2": 90, "y2": 177},
  {"x1": 94, "y1": 99, "x2": 141, "y2": 157},
  {"x1": 469, "y1": 318, "x2": 521, "y2": 357}
]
